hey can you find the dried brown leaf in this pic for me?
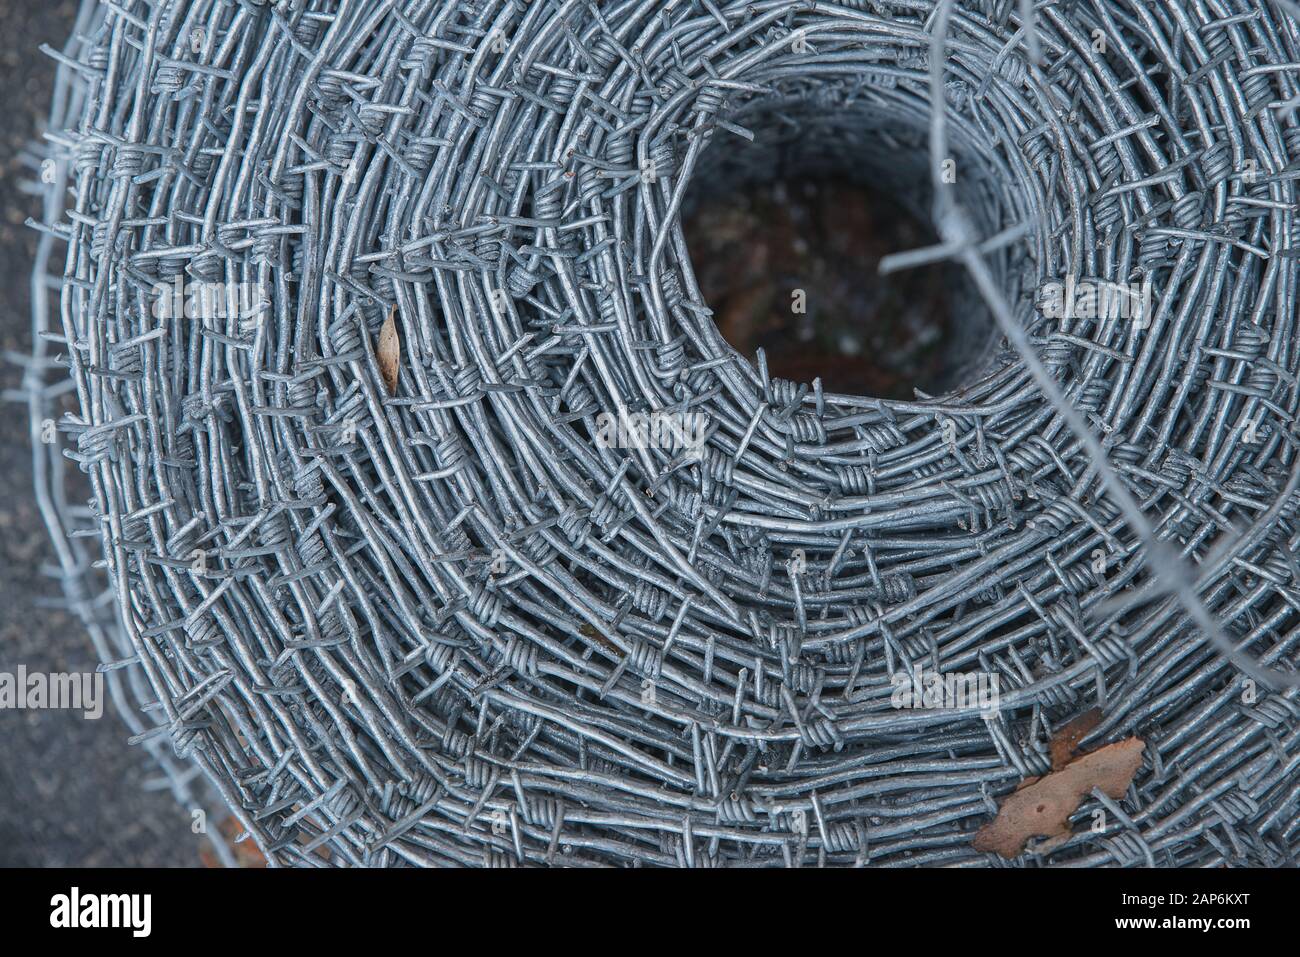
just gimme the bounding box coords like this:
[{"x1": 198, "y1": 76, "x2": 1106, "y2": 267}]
[
  {"x1": 972, "y1": 736, "x2": 1144, "y2": 859},
  {"x1": 1050, "y1": 706, "x2": 1104, "y2": 771},
  {"x1": 580, "y1": 623, "x2": 621, "y2": 656},
  {"x1": 378, "y1": 308, "x2": 400, "y2": 394},
  {"x1": 199, "y1": 815, "x2": 267, "y2": 868}
]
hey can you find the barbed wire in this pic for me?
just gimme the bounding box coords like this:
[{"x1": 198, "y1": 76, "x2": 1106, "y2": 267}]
[{"x1": 23, "y1": 0, "x2": 1300, "y2": 866}]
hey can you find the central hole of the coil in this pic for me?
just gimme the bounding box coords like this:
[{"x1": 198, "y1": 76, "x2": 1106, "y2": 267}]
[{"x1": 682, "y1": 102, "x2": 996, "y2": 400}]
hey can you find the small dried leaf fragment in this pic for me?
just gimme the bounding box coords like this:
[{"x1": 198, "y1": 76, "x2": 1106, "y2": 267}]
[
  {"x1": 972, "y1": 736, "x2": 1144, "y2": 859},
  {"x1": 199, "y1": 815, "x2": 267, "y2": 868},
  {"x1": 378, "y1": 308, "x2": 400, "y2": 394},
  {"x1": 580, "y1": 623, "x2": 621, "y2": 656},
  {"x1": 1050, "y1": 706, "x2": 1103, "y2": 771}
]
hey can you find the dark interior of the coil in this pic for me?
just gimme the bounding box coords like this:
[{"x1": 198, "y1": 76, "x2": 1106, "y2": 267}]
[{"x1": 681, "y1": 93, "x2": 1003, "y2": 400}]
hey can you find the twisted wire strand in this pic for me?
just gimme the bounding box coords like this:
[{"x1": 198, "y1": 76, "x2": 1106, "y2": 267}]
[{"x1": 24, "y1": 0, "x2": 1300, "y2": 866}]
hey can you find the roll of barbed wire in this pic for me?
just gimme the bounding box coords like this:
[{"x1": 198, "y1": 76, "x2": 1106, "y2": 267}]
[{"x1": 26, "y1": 0, "x2": 1300, "y2": 867}]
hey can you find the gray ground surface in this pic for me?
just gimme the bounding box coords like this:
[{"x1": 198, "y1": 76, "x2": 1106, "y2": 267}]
[{"x1": 0, "y1": 0, "x2": 202, "y2": 867}]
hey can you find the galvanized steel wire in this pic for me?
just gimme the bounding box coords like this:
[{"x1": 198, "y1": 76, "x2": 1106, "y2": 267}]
[{"x1": 24, "y1": 0, "x2": 1300, "y2": 866}]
